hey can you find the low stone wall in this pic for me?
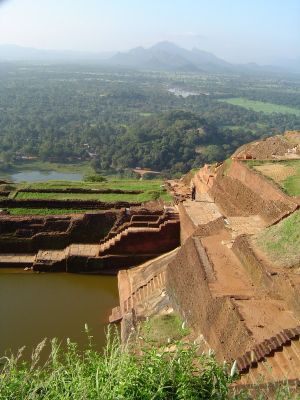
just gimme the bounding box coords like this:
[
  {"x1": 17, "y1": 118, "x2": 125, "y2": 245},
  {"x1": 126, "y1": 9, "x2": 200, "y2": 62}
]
[
  {"x1": 0, "y1": 199, "x2": 141, "y2": 210},
  {"x1": 166, "y1": 237, "x2": 253, "y2": 361},
  {"x1": 34, "y1": 254, "x2": 154, "y2": 274},
  {"x1": 178, "y1": 203, "x2": 196, "y2": 243},
  {"x1": 18, "y1": 188, "x2": 143, "y2": 195}
]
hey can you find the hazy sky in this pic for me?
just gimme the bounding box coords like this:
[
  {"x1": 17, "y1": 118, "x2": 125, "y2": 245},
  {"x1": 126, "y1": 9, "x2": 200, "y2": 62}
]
[{"x1": 0, "y1": 0, "x2": 299, "y2": 63}]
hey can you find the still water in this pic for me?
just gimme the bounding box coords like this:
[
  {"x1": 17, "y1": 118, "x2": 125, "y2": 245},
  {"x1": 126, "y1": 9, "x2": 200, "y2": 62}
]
[
  {"x1": 7, "y1": 170, "x2": 83, "y2": 182},
  {"x1": 0, "y1": 270, "x2": 118, "y2": 359}
]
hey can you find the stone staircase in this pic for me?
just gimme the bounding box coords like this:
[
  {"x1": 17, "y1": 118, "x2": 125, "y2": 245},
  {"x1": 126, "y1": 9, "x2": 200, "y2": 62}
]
[
  {"x1": 122, "y1": 270, "x2": 167, "y2": 313},
  {"x1": 100, "y1": 209, "x2": 179, "y2": 244},
  {"x1": 236, "y1": 326, "x2": 300, "y2": 384},
  {"x1": 99, "y1": 218, "x2": 179, "y2": 256},
  {"x1": 32, "y1": 208, "x2": 180, "y2": 272}
]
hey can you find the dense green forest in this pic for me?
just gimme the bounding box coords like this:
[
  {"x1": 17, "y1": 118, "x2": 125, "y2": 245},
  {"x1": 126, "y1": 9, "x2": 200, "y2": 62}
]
[{"x1": 0, "y1": 63, "x2": 299, "y2": 175}]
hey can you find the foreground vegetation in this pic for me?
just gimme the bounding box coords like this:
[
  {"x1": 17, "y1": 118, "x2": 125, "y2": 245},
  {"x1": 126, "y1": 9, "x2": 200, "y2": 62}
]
[
  {"x1": 1, "y1": 328, "x2": 299, "y2": 400},
  {"x1": 0, "y1": 329, "x2": 234, "y2": 400},
  {"x1": 254, "y1": 209, "x2": 300, "y2": 268}
]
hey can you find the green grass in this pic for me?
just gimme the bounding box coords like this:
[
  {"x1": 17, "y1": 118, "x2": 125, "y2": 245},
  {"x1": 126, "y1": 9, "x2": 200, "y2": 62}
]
[
  {"x1": 0, "y1": 328, "x2": 235, "y2": 400},
  {"x1": 140, "y1": 314, "x2": 189, "y2": 346},
  {"x1": 222, "y1": 158, "x2": 233, "y2": 176},
  {"x1": 255, "y1": 209, "x2": 300, "y2": 268},
  {"x1": 219, "y1": 98, "x2": 300, "y2": 116},
  {"x1": 282, "y1": 160, "x2": 300, "y2": 196}
]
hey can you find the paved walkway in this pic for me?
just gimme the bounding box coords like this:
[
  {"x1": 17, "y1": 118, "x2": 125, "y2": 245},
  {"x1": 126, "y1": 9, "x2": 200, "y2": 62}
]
[{"x1": 183, "y1": 193, "x2": 223, "y2": 226}]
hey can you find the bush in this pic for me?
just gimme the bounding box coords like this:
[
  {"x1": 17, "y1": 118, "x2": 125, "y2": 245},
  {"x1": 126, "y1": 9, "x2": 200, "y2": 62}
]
[{"x1": 83, "y1": 174, "x2": 107, "y2": 183}]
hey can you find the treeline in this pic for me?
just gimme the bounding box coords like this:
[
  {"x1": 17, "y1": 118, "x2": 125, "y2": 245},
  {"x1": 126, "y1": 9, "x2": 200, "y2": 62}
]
[{"x1": 91, "y1": 110, "x2": 267, "y2": 175}]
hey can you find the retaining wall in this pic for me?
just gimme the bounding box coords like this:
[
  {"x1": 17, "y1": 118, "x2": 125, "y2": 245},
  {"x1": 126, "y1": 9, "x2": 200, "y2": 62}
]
[
  {"x1": 0, "y1": 199, "x2": 141, "y2": 210},
  {"x1": 166, "y1": 237, "x2": 253, "y2": 361},
  {"x1": 210, "y1": 161, "x2": 297, "y2": 223},
  {"x1": 233, "y1": 234, "x2": 300, "y2": 319}
]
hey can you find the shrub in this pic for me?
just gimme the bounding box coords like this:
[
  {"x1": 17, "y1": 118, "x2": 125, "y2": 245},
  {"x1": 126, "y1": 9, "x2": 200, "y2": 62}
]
[{"x1": 83, "y1": 174, "x2": 107, "y2": 183}]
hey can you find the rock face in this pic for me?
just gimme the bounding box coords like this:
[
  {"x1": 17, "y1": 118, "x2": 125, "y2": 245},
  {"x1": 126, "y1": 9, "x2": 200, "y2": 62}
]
[{"x1": 114, "y1": 131, "x2": 300, "y2": 386}]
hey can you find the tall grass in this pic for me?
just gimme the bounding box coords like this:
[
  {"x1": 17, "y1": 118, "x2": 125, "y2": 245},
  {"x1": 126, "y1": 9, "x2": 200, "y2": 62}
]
[
  {"x1": 0, "y1": 328, "x2": 234, "y2": 400},
  {"x1": 1, "y1": 328, "x2": 299, "y2": 399}
]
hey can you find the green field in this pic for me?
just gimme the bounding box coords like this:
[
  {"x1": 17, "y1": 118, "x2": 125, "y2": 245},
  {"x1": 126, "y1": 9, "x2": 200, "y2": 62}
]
[
  {"x1": 220, "y1": 97, "x2": 300, "y2": 116},
  {"x1": 255, "y1": 209, "x2": 300, "y2": 269}
]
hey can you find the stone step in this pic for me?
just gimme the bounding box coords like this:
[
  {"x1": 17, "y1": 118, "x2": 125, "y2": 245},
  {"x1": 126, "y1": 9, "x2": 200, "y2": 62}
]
[{"x1": 109, "y1": 306, "x2": 122, "y2": 324}]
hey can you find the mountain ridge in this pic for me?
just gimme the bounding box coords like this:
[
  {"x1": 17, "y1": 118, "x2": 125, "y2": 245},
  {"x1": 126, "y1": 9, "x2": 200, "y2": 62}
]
[{"x1": 0, "y1": 41, "x2": 298, "y2": 73}]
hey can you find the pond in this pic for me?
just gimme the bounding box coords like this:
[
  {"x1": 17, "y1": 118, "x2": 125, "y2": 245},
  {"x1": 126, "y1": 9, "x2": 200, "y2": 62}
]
[
  {"x1": 0, "y1": 270, "x2": 119, "y2": 360},
  {"x1": 6, "y1": 170, "x2": 84, "y2": 182},
  {"x1": 167, "y1": 88, "x2": 199, "y2": 98}
]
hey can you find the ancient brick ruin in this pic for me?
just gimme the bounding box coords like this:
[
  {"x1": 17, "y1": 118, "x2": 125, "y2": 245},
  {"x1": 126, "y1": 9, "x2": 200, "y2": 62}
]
[{"x1": 111, "y1": 132, "x2": 300, "y2": 387}]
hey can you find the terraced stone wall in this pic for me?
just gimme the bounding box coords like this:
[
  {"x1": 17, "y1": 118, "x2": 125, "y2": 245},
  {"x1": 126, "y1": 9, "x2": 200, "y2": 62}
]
[
  {"x1": 166, "y1": 237, "x2": 253, "y2": 361},
  {"x1": 0, "y1": 212, "x2": 118, "y2": 253}
]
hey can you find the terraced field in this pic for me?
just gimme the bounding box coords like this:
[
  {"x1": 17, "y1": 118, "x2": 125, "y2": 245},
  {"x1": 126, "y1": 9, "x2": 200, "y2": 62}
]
[{"x1": 1, "y1": 179, "x2": 172, "y2": 215}]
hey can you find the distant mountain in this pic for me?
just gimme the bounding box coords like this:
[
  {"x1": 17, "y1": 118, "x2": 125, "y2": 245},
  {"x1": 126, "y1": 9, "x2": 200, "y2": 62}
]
[
  {"x1": 108, "y1": 41, "x2": 232, "y2": 72},
  {"x1": 0, "y1": 44, "x2": 114, "y2": 62},
  {"x1": 0, "y1": 42, "x2": 298, "y2": 74}
]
